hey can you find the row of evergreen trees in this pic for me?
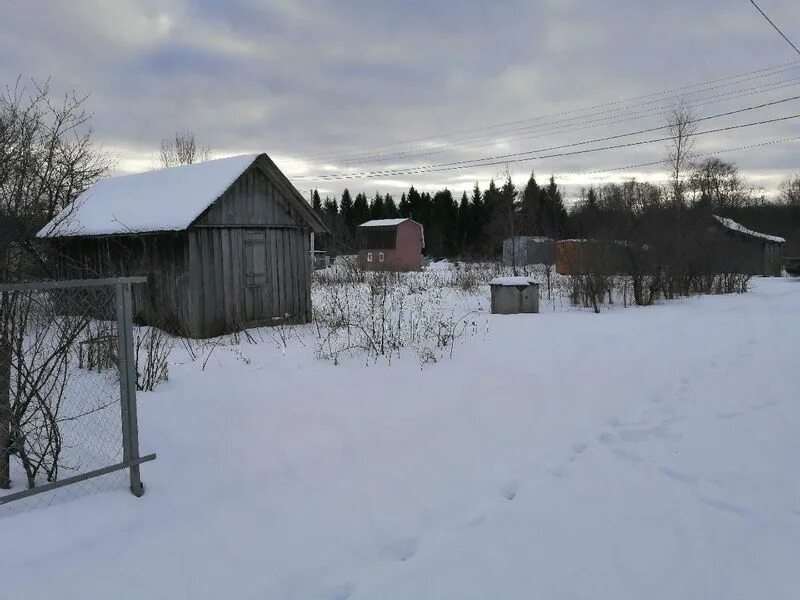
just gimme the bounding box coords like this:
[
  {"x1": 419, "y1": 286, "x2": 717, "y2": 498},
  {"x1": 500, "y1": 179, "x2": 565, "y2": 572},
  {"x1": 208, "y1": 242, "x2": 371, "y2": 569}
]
[{"x1": 311, "y1": 173, "x2": 569, "y2": 258}]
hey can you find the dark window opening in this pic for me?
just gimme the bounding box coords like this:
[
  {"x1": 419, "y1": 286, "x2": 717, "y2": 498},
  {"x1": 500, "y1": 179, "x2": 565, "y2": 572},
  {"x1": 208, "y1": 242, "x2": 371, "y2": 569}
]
[{"x1": 359, "y1": 228, "x2": 397, "y2": 250}]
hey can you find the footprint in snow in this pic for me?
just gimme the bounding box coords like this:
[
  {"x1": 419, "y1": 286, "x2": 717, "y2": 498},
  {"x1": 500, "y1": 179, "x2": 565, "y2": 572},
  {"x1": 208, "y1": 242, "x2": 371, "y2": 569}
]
[
  {"x1": 572, "y1": 442, "x2": 589, "y2": 454},
  {"x1": 700, "y1": 497, "x2": 752, "y2": 519},
  {"x1": 468, "y1": 514, "x2": 486, "y2": 527},
  {"x1": 548, "y1": 466, "x2": 565, "y2": 478},
  {"x1": 598, "y1": 432, "x2": 615, "y2": 444},
  {"x1": 751, "y1": 400, "x2": 779, "y2": 411},
  {"x1": 383, "y1": 537, "x2": 419, "y2": 562},
  {"x1": 321, "y1": 582, "x2": 356, "y2": 600},
  {"x1": 658, "y1": 466, "x2": 698, "y2": 486},
  {"x1": 501, "y1": 480, "x2": 520, "y2": 501}
]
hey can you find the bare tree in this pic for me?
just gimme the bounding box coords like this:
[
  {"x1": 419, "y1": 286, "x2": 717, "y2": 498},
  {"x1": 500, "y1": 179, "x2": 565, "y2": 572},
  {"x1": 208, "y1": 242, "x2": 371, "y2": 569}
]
[
  {"x1": 1, "y1": 78, "x2": 112, "y2": 264},
  {"x1": 665, "y1": 100, "x2": 697, "y2": 206},
  {"x1": 778, "y1": 174, "x2": 800, "y2": 206},
  {"x1": 159, "y1": 131, "x2": 211, "y2": 168},
  {"x1": 0, "y1": 76, "x2": 110, "y2": 488},
  {"x1": 689, "y1": 158, "x2": 756, "y2": 211}
]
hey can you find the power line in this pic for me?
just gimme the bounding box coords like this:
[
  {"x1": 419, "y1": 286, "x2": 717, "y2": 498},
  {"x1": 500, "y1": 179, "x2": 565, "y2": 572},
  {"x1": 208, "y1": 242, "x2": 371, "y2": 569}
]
[
  {"x1": 296, "y1": 113, "x2": 800, "y2": 181},
  {"x1": 326, "y1": 76, "x2": 800, "y2": 167},
  {"x1": 302, "y1": 59, "x2": 800, "y2": 162},
  {"x1": 303, "y1": 67, "x2": 800, "y2": 169},
  {"x1": 750, "y1": 0, "x2": 800, "y2": 56},
  {"x1": 552, "y1": 135, "x2": 800, "y2": 181},
  {"x1": 309, "y1": 96, "x2": 800, "y2": 178},
  {"x1": 295, "y1": 98, "x2": 800, "y2": 180},
  {"x1": 298, "y1": 136, "x2": 800, "y2": 195}
]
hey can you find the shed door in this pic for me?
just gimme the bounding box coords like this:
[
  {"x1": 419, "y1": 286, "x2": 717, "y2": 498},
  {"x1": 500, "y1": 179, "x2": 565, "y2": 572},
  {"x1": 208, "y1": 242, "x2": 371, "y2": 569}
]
[{"x1": 243, "y1": 229, "x2": 268, "y2": 321}]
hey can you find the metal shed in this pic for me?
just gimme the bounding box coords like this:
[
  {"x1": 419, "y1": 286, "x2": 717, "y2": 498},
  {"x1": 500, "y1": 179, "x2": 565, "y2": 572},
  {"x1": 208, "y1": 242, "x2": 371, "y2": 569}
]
[
  {"x1": 489, "y1": 277, "x2": 540, "y2": 314},
  {"x1": 502, "y1": 236, "x2": 555, "y2": 267},
  {"x1": 37, "y1": 153, "x2": 328, "y2": 338}
]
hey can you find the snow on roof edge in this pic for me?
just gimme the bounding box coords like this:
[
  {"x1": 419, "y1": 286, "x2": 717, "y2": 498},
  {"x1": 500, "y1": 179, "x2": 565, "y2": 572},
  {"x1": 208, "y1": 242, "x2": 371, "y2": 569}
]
[
  {"x1": 358, "y1": 218, "x2": 410, "y2": 227},
  {"x1": 489, "y1": 276, "x2": 538, "y2": 286},
  {"x1": 37, "y1": 153, "x2": 262, "y2": 238},
  {"x1": 713, "y1": 215, "x2": 785, "y2": 244}
]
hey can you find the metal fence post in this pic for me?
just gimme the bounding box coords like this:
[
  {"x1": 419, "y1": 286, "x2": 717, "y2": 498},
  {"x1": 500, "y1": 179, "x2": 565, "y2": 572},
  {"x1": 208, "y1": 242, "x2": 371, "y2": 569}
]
[{"x1": 115, "y1": 281, "x2": 144, "y2": 497}]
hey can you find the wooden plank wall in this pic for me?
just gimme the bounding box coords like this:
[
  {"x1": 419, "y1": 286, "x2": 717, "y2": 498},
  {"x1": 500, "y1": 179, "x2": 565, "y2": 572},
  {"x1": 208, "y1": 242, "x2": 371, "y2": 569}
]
[
  {"x1": 187, "y1": 226, "x2": 311, "y2": 337},
  {"x1": 195, "y1": 167, "x2": 297, "y2": 227},
  {"x1": 182, "y1": 163, "x2": 315, "y2": 336},
  {"x1": 51, "y1": 234, "x2": 192, "y2": 334}
]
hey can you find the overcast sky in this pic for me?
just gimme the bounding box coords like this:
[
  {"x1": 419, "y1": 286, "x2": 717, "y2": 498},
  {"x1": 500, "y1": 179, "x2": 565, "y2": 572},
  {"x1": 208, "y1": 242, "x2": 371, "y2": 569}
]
[{"x1": 2, "y1": 0, "x2": 799, "y2": 201}]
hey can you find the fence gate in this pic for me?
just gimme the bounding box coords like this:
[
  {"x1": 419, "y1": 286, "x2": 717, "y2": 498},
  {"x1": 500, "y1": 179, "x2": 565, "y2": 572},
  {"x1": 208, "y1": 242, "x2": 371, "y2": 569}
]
[{"x1": 0, "y1": 277, "x2": 156, "y2": 513}]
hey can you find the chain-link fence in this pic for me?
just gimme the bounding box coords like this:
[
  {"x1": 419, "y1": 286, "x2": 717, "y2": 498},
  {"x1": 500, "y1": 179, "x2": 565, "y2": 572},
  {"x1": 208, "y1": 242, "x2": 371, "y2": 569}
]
[{"x1": 0, "y1": 277, "x2": 155, "y2": 515}]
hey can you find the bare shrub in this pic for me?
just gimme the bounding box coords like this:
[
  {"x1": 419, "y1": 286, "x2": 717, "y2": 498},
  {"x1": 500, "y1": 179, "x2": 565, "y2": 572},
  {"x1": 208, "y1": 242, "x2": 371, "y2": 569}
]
[
  {"x1": 1, "y1": 289, "x2": 97, "y2": 488},
  {"x1": 134, "y1": 326, "x2": 172, "y2": 392},
  {"x1": 712, "y1": 273, "x2": 751, "y2": 295},
  {"x1": 312, "y1": 266, "x2": 484, "y2": 366},
  {"x1": 265, "y1": 318, "x2": 303, "y2": 352},
  {"x1": 312, "y1": 255, "x2": 365, "y2": 287}
]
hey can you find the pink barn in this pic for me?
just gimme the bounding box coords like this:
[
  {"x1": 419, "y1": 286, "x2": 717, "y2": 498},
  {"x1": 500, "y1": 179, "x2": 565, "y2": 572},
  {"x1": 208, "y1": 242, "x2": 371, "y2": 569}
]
[{"x1": 357, "y1": 218, "x2": 425, "y2": 271}]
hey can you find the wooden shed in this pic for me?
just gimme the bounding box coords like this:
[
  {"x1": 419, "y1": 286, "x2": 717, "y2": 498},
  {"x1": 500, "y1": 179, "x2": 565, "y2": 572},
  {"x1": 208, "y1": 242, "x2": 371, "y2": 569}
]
[
  {"x1": 711, "y1": 215, "x2": 785, "y2": 276},
  {"x1": 37, "y1": 153, "x2": 328, "y2": 338},
  {"x1": 502, "y1": 236, "x2": 555, "y2": 267}
]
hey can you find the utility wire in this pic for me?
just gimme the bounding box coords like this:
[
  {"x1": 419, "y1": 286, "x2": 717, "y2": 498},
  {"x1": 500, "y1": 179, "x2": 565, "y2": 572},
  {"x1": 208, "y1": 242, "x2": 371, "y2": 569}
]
[
  {"x1": 553, "y1": 135, "x2": 800, "y2": 180},
  {"x1": 304, "y1": 67, "x2": 800, "y2": 167},
  {"x1": 296, "y1": 113, "x2": 800, "y2": 180},
  {"x1": 750, "y1": 0, "x2": 800, "y2": 56},
  {"x1": 302, "y1": 59, "x2": 800, "y2": 161},
  {"x1": 327, "y1": 76, "x2": 800, "y2": 167},
  {"x1": 296, "y1": 98, "x2": 800, "y2": 180}
]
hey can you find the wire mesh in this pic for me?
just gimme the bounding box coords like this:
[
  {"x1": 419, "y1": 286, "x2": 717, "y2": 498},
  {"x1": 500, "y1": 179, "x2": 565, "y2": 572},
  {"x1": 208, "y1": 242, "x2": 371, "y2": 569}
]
[{"x1": 0, "y1": 282, "x2": 131, "y2": 515}]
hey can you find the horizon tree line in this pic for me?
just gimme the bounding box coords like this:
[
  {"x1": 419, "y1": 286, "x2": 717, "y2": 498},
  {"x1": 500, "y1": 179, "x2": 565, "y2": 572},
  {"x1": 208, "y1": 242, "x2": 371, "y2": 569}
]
[{"x1": 312, "y1": 172, "x2": 569, "y2": 258}]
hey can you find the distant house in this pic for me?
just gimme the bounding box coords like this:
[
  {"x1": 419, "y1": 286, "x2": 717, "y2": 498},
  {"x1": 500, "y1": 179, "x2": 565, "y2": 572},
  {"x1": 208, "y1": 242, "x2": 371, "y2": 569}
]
[
  {"x1": 502, "y1": 236, "x2": 555, "y2": 267},
  {"x1": 37, "y1": 153, "x2": 328, "y2": 338},
  {"x1": 555, "y1": 239, "x2": 631, "y2": 275},
  {"x1": 553, "y1": 217, "x2": 785, "y2": 278},
  {"x1": 711, "y1": 215, "x2": 784, "y2": 276},
  {"x1": 357, "y1": 218, "x2": 424, "y2": 271}
]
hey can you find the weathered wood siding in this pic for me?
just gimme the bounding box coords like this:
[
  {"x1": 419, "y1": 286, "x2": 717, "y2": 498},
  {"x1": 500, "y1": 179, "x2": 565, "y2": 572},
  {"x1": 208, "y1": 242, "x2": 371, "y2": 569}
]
[
  {"x1": 50, "y1": 234, "x2": 192, "y2": 332},
  {"x1": 46, "y1": 160, "x2": 317, "y2": 339},
  {"x1": 195, "y1": 165, "x2": 301, "y2": 227},
  {"x1": 186, "y1": 227, "x2": 311, "y2": 337},
  {"x1": 186, "y1": 163, "x2": 313, "y2": 337}
]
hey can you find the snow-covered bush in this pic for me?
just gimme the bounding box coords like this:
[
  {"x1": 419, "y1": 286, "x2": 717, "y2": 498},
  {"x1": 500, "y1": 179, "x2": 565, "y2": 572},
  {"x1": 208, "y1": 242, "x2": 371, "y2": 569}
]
[{"x1": 312, "y1": 268, "x2": 484, "y2": 366}]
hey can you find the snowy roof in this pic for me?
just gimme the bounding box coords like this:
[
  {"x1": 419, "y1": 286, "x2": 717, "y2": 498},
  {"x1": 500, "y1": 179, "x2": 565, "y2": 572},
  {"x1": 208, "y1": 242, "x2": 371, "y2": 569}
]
[
  {"x1": 38, "y1": 154, "x2": 262, "y2": 237},
  {"x1": 489, "y1": 276, "x2": 538, "y2": 286},
  {"x1": 504, "y1": 236, "x2": 554, "y2": 243},
  {"x1": 713, "y1": 215, "x2": 785, "y2": 244},
  {"x1": 358, "y1": 218, "x2": 410, "y2": 228}
]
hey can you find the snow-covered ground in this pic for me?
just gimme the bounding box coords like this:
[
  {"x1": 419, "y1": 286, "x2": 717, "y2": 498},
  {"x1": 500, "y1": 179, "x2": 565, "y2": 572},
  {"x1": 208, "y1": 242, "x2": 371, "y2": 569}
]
[{"x1": 2, "y1": 277, "x2": 799, "y2": 599}]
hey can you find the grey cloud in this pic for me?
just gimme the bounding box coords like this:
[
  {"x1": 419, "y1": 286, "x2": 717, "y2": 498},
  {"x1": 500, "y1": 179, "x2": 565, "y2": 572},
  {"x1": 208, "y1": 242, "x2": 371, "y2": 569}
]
[{"x1": 1, "y1": 0, "x2": 798, "y2": 199}]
